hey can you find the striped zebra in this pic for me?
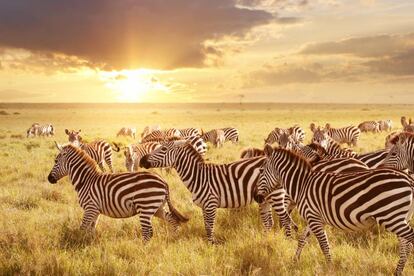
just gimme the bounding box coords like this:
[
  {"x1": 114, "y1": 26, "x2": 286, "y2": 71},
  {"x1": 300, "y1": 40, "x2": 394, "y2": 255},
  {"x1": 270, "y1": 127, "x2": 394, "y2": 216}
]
[
  {"x1": 48, "y1": 143, "x2": 188, "y2": 242},
  {"x1": 401, "y1": 117, "x2": 414, "y2": 132},
  {"x1": 124, "y1": 142, "x2": 161, "y2": 172},
  {"x1": 356, "y1": 149, "x2": 389, "y2": 168},
  {"x1": 141, "y1": 129, "x2": 181, "y2": 143},
  {"x1": 140, "y1": 125, "x2": 161, "y2": 139},
  {"x1": 65, "y1": 129, "x2": 119, "y2": 172},
  {"x1": 378, "y1": 119, "x2": 392, "y2": 132},
  {"x1": 382, "y1": 132, "x2": 414, "y2": 172},
  {"x1": 385, "y1": 131, "x2": 400, "y2": 149},
  {"x1": 358, "y1": 121, "x2": 380, "y2": 133},
  {"x1": 179, "y1": 128, "x2": 201, "y2": 138},
  {"x1": 201, "y1": 127, "x2": 239, "y2": 146},
  {"x1": 117, "y1": 127, "x2": 136, "y2": 139},
  {"x1": 140, "y1": 141, "x2": 295, "y2": 242},
  {"x1": 255, "y1": 145, "x2": 414, "y2": 275},
  {"x1": 240, "y1": 147, "x2": 264, "y2": 159},
  {"x1": 139, "y1": 135, "x2": 207, "y2": 156},
  {"x1": 311, "y1": 129, "x2": 357, "y2": 158},
  {"x1": 27, "y1": 123, "x2": 54, "y2": 137},
  {"x1": 311, "y1": 123, "x2": 360, "y2": 147},
  {"x1": 265, "y1": 126, "x2": 305, "y2": 145}
]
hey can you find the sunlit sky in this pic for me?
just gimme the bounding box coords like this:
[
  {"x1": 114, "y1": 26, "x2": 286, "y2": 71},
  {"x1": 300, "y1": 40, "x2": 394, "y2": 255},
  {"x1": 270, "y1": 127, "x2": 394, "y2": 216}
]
[{"x1": 0, "y1": 0, "x2": 413, "y2": 103}]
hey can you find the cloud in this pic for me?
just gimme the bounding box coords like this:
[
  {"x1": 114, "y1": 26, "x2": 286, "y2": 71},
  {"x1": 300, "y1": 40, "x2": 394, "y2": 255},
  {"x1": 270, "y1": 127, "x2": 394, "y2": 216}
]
[
  {"x1": 0, "y1": 89, "x2": 43, "y2": 102},
  {"x1": 363, "y1": 49, "x2": 414, "y2": 76},
  {"x1": 0, "y1": 0, "x2": 273, "y2": 70}
]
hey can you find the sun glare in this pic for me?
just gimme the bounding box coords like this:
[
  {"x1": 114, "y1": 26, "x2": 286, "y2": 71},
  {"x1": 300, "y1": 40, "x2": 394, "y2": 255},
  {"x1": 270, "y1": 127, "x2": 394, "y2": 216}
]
[{"x1": 101, "y1": 69, "x2": 169, "y2": 102}]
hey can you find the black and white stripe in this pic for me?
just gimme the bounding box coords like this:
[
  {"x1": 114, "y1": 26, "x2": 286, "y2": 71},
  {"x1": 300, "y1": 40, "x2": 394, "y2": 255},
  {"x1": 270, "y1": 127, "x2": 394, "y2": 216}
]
[
  {"x1": 311, "y1": 123, "x2": 360, "y2": 147},
  {"x1": 358, "y1": 121, "x2": 380, "y2": 133},
  {"x1": 27, "y1": 123, "x2": 54, "y2": 137},
  {"x1": 378, "y1": 119, "x2": 392, "y2": 132},
  {"x1": 179, "y1": 128, "x2": 201, "y2": 138},
  {"x1": 256, "y1": 146, "x2": 414, "y2": 275},
  {"x1": 140, "y1": 141, "x2": 295, "y2": 242},
  {"x1": 124, "y1": 142, "x2": 161, "y2": 172},
  {"x1": 382, "y1": 132, "x2": 414, "y2": 173},
  {"x1": 265, "y1": 126, "x2": 305, "y2": 146},
  {"x1": 140, "y1": 125, "x2": 161, "y2": 139},
  {"x1": 65, "y1": 129, "x2": 119, "y2": 172},
  {"x1": 117, "y1": 127, "x2": 136, "y2": 139},
  {"x1": 48, "y1": 144, "x2": 188, "y2": 242}
]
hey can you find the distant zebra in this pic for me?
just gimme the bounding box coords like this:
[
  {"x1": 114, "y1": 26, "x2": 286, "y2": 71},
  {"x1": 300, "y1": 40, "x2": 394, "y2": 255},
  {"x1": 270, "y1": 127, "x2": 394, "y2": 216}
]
[
  {"x1": 201, "y1": 129, "x2": 225, "y2": 148},
  {"x1": 179, "y1": 128, "x2": 201, "y2": 138},
  {"x1": 401, "y1": 116, "x2": 414, "y2": 132},
  {"x1": 378, "y1": 119, "x2": 392, "y2": 132},
  {"x1": 311, "y1": 129, "x2": 357, "y2": 158},
  {"x1": 358, "y1": 121, "x2": 380, "y2": 133},
  {"x1": 141, "y1": 129, "x2": 181, "y2": 143},
  {"x1": 201, "y1": 127, "x2": 239, "y2": 146},
  {"x1": 255, "y1": 146, "x2": 414, "y2": 275},
  {"x1": 117, "y1": 127, "x2": 136, "y2": 139},
  {"x1": 48, "y1": 143, "x2": 188, "y2": 242},
  {"x1": 124, "y1": 142, "x2": 161, "y2": 172},
  {"x1": 140, "y1": 141, "x2": 295, "y2": 242},
  {"x1": 65, "y1": 129, "x2": 119, "y2": 172},
  {"x1": 311, "y1": 123, "x2": 360, "y2": 147},
  {"x1": 265, "y1": 126, "x2": 305, "y2": 145},
  {"x1": 141, "y1": 125, "x2": 161, "y2": 138},
  {"x1": 138, "y1": 135, "x2": 207, "y2": 156},
  {"x1": 27, "y1": 123, "x2": 54, "y2": 137}
]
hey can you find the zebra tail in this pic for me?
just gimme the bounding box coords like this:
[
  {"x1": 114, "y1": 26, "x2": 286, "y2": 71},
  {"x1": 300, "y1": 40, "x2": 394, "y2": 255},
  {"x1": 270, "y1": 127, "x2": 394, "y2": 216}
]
[
  {"x1": 165, "y1": 186, "x2": 189, "y2": 223},
  {"x1": 111, "y1": 142, "x2": 120, "y2": 152}
]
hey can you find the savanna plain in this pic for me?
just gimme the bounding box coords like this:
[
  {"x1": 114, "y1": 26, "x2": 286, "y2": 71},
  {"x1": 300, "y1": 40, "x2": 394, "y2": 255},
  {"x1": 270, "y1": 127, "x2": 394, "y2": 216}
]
[{"x1": 1, "y1": 103, "x2": 413, "y2": 275}]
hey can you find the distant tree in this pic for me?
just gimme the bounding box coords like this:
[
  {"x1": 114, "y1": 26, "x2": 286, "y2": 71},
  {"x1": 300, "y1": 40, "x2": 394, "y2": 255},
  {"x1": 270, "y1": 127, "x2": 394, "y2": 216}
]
[{"x1": 238, "y1": 94, "x2": 245, "y2": 105}]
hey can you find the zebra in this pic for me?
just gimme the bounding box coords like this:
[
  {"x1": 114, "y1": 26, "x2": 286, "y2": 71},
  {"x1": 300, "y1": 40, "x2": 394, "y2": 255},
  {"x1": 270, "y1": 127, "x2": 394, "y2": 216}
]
[
  {"x1": 401, "y1": 117, "x2": 414, "y2": 132},
  {"x1": 358, "y1": 121, "x2": 380, "y2": 133},
  {"x1": 201, "y1": 127, "x2": 239, "y2": 146},
  {"x1": 27, "y1": 123, "x2": 54, "y2": 137},
  {"x1": 124, "y1": 142, "x2": 161, "y2": 172},
  {"x1": 311, "y1": 123, "x2": 360, "y2": 147},
  {"x1": 382, "y1": 132, "x2": 414, "y2": 173},
  {"x1": 240, "y1": 147, "x2": 264, "y2": 159},
  {"x1": 141, "y1": 129, "x2": 181, "y2": 143},
  {"x1": 385, "y1": 131, "x2": 401, "y2": 149},
  {"x1": 310, "y1": 129, "x2": 357, "y2": 158},
  {"x1": 255, "y1": 145, "x2": 414, "y2": 275},
  {"x1": 265, "y1": 126, "x2": 305, "y2": 145},
  {"x1": 48, "y1": 143, "x2": 188, "y2": 242},
  {"x1": 65, "y1": 129, "x2": 119, "y2": 172},
  {"x1": 356, "y1": 149, "x2": 389, "y2": 168},
  {"x1": 201, "y1": 129, "x2": 225, "y2": 147},
  {"x1": 179, "y1": 128, "x2": 201, "y2": 138},
  {"x1": 139, "y1": 135, "x2": 207, "y2": 156},
  {"x1": 140, "y1": 125, "x2": 161, "y2": 139},
  {"x1": 140, "y1": 141, "x2": 295, "y2": 242},
  {"x1": 378, "y1": 119, "x2": 393, "y2": 132},
  {"x1": 117, "y1": 127, "x2": 136, "y2": 139}
]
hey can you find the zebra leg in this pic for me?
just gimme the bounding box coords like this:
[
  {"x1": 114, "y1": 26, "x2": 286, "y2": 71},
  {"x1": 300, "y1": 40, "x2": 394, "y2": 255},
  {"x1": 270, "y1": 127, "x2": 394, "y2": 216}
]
[
  {"x1": 202, "y1": 202, "x2": 219, "y2": 244},
  {"x1": 154, "y1": 203, "x2": 180, "y2": 233},
  {"x1": 104, "y1": 155, "x2": 114, "y2": 173},
  {"x1": 80, "y1": 208, "x2": 100, "y2": 231},
  {"x1": 294, "y1": 226, "x2": 311, "y2": 261},
  {"x1": 395, "y1": 238, "x2": 412, "y2": 275},
  {"x1": 138, "y1": 212, "x2": 154, "y2": 243},
  {"x1": 267, "y1": 190, "x2": 295, "y2": 237},
  {"x1": 259, "y1": 202, "x2": 274, "y2": 232},
  {"x1": 309, "y1": 222, "x2": 332, "y2": 263}
]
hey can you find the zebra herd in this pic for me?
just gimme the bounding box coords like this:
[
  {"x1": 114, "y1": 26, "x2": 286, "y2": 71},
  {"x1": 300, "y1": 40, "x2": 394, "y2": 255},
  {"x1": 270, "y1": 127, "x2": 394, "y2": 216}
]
[{"x1": 44, "y1": 119, "x2": 414, "y2": 275}]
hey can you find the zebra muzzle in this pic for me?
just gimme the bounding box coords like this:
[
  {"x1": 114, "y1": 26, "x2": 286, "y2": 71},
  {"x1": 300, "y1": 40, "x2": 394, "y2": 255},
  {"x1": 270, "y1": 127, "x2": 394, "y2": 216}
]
[
  {"x1": 254, "y1": 193, "x2": 265, "y2": 204},
  {"x1": 139, "y1": 155, "x2": 152, "y2": 169},
  {"x1": 47, "y1": 174, "x2": 57, "y2": 184}
]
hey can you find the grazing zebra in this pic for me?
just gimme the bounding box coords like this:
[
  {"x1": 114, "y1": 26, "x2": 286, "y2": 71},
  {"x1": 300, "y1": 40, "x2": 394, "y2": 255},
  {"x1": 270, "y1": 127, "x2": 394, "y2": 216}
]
[
  {"x1": 401, "y1": 117, "x2": 414, "y2": 133},
  {"x1": 48, "y1": 143, "x2": 188, "y2": 242},
  {"x1": 179, "y1": 128, "x2": 201, "y2": 138},
  {"x1": 141, "y1": 129, "x2": 181, "y2": 143},
  {"x1": 124, "y1": 142, "x2": 161, "y2": 172},
  {"x1": 141, "y1": 125, "x2": 161, "y2": 138},
  {"x1": 378, "y1": 119, "x2": 392, "y2": 132},
  {"x1": 311, "y1": 123, "x2": 360, "y2": 147},
  {"x1": 358, "y1": 121, "x2": 380, "y2": 133},
  {"x1": 27, "y1": 123, "x2": 54, "y2": 137},
  {"x1": 255, "y1": 145, "x2": 414, "y2": 275},
  {"x1": 117, "y1": 127, "x2": 136, "y2": 139},
  {"x1": 65, "y1": 129, "x2": 119, "y2": 172},
  {"x1": 213, "y1": 129, "x2": 225, "y2": 148},
  {"x1": 221, "y1": 127, "x2": 239, "y2": 143},
  {"x1": 140, "y1": 141, "x2": 295, "y2": 242},
  {"x1": 265, "y1": 126, "x2": 305, "y2": 145}
]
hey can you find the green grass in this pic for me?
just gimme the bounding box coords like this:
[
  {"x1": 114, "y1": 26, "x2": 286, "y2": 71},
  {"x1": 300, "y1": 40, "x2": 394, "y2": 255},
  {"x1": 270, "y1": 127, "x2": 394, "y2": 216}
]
[{"x1": 0, "y1": 103, "x2": 413, "y2": 275}]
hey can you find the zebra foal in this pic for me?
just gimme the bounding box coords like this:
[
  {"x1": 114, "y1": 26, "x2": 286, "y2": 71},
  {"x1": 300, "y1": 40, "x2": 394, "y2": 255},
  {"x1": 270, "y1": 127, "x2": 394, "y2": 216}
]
[{"x1": 48, "y1": 143, "x2": 188, "y2": 242}]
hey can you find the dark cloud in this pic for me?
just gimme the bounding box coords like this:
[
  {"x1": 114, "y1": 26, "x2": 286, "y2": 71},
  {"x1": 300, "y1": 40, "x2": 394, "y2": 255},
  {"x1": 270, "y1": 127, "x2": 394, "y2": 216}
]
[
  {"x1": 364, "y1": 49, "x2": 414, "y2": 76},
  {"x1": 0, "y1": 0, "x2": 273, "y2": 70}
]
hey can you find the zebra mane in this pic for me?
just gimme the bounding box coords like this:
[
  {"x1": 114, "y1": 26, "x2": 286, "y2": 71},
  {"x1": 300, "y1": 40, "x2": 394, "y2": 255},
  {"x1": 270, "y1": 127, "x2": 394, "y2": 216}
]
[
  {"x1": 390, "y1": 132, "x2": 414, "y2": 145},
  {"x1": 274, "y1": 147, "x2": 312, "y2": 170},
  {"x1": 306, "y1": 143, "x2": 327, "y2": 155},
  {"x1": 180, "y1": 142, "x2": 204, "y2": 163},
  {"x1": 64, "y1": 144, "x2": 100, "y2": 171}
]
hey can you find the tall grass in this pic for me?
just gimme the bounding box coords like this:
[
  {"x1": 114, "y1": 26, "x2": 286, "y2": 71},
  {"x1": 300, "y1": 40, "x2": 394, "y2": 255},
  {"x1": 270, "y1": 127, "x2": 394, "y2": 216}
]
[{"x1": 0, "y1": 103, "x2": 413, "y2": 275}]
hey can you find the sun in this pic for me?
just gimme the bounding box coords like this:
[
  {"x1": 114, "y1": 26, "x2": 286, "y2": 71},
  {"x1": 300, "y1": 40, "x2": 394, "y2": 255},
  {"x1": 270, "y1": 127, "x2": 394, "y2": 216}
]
[{"x1": 101, "y1": 69, "x2": 169, "y2": 102}]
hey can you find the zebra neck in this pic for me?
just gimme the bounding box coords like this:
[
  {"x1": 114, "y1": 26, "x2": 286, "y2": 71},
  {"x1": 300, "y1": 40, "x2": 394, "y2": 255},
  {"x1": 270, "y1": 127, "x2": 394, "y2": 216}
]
[
  {"x1": 280, "y1": 160, "x2": 310, "y2": 202},
  {"x1": 68, "y1": 156, "x2": 100, "y2": 192},
  {"x1": 174, "y1": 150, "x2": 203, "y2": 191}
]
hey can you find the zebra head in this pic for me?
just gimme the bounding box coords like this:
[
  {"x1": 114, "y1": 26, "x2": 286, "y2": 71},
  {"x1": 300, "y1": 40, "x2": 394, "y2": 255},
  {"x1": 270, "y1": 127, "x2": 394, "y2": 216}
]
[
  {"x1": 48, "y1": 142, "x2": 71, "y2": 184},
  {"x1": 311, "y1": 127, "x2": 329, "y2": 150},
  {"x1": 65, "y1": 129, "x2": 82, "y2": 146},
  {"x1": 264, "y1": 128, "x2": 283, "y2": 145},
  {"x1": 255, "y1": 144, "x2": 282, "y2": 204},
  {"x1": 140, "y1": 140, "x2": 186, "y2": 169},
  {"x1": 383, "y1": 133, "x2": 414, "y2": 172}
]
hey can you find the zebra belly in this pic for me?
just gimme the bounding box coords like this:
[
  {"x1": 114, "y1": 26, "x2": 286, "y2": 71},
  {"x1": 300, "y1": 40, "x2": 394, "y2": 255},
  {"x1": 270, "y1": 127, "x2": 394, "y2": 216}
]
[{"x1": 100, "y1": 199, "x2": 138, "y2": 218}]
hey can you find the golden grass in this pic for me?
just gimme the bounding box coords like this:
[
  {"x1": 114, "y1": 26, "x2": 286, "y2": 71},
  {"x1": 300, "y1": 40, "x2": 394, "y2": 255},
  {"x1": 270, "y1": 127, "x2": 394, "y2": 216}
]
[{"x1": 0, "y1": 103, "x2": 413, "y2": 275}]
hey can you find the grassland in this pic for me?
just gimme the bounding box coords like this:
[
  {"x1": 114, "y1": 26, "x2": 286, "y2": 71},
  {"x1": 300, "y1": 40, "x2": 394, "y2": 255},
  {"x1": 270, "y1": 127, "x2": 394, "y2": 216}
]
[{"x1": 0, "y1": 103, "x2": 414, "y2": 275}]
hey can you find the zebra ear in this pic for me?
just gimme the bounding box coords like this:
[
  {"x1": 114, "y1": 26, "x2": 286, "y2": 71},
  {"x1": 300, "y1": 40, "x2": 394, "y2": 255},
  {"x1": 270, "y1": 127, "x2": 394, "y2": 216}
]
[
  {"x1": 54, "y1": 141, "x2": 63, "y2": 151},
  {"x1": 264, "y1": 144, "x2": 273, "y2": 156},
  {"x1": 310, "y1": 123, "x2": 316, "y2": 132},
  {"x1": 65, "y1": 129, "x2": 70, "y2": 135}
]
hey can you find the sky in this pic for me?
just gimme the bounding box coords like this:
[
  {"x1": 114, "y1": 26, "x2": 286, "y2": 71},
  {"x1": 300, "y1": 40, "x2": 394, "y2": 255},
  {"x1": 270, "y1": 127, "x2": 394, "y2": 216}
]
[{"x1": 0, "y1": 0, "x2": 413, "y2": 103}]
